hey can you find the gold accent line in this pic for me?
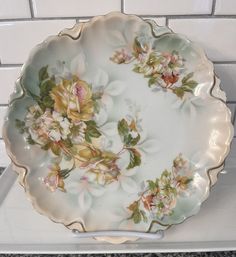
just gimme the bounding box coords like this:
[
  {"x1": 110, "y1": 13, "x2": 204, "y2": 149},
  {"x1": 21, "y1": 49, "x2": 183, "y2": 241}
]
[
  {"x1": 66, "y1": 220, "x2": 86, "y2": 232},
  {"x1": 146, "y1": 20, "x2": 173, "y2": 39},
  {"x1": 59, "y1": 23, "x2": 84, "y2": 40},
  {"x1": 147, "y1": 220, "x2": 170, "y2": 233},
  {"x1": 9, "y1": 77, "x2": 26, "y2": 106}
]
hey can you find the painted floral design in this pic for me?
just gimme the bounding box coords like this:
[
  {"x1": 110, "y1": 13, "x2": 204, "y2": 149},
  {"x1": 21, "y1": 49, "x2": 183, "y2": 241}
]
[
  {"x1": 127, "y1": 154, "x2": 193, "y2": 224},
  {"x1": 110, "y1": 35, "x2": 198, "y2": 98},
  {"x1": 15, "y1": 64, "x2": 147, "y2": 192},
  {"x1": 15, "y1": 52, "x2": 194, "y2": 220},
  {"x1": 43, "y1": 163, "x2": 73, "y2": 192},
  {"x1": 50, "y1": 77, "x2": 94, "y2": 122}
]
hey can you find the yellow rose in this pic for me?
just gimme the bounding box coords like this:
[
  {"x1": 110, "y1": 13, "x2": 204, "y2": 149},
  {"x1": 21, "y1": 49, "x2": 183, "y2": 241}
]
[
  {"x1": 74, "y1": 144, "x2": 120, "y2": 184},
  {"x1": 50, "y1": 77, "x2": 94, "y2": 122}
]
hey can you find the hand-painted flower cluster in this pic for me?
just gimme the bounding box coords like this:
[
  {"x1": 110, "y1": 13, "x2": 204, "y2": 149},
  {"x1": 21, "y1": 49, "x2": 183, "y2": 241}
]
[
  {"x1": 15, "y1": 65, "x2": 144, "y2": 192},
  {"x1": 127, "y1": 154, "x2": 193, "y2": 224},
  {"x1": 110, "y1": 36, "x2": 198, "y2": 98}
]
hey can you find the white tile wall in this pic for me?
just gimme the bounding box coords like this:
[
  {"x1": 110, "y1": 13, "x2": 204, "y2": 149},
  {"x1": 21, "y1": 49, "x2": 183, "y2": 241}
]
[
  {"x1": 0, "y1": 0, "x2": 236, "y2": 167},
  {"x1": 227, "y1": 104, "x2": 235, "y2": 123},
  {"x1": 0, "y1": 0, "x2": 31, "y2": 19},
  {"x1": 0, "y1": 67, "x2": 21, "y2": 103},
  {"x1": 0, "y1": 20, "x2": 76, "y2": 64},
  {"x1": 215, "y1": 64, "x2": 236, "y2": 102},
  {"x1": 0, "y1": 140, "x2": 10, "y2": 167},
  {"x1": 168, "y1": 19, "x2": 236, "y2": 62},
  {"x1": 215, "y1": 0, "x2": 236, "y2": 15},
  {"x1": 32, "y1": 0, "x2": 121, "y2": 17},
  {"x1": 0, "y1": 106, "x2": 7, "y2": 137},
  {"x1": 124, "y1": 0, "x2": 213, "y2": 15}
]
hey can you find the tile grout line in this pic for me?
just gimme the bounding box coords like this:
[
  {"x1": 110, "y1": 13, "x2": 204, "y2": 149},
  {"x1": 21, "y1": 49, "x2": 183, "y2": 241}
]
[
  {"x1": 161, "y1": 14, "x2": 236, "y2": 19},
  {"x1": 166, "y1": 17, "x2": 169, "y2": 26},
  {"x1": 0, "y1": 64, "x2": 22, "y2": 67},
  {"x1": 0, "y1": 15, "x2": 236, "y2": 23},
  {"x1": 0, "y1": 16, "x2": 87, "y2": 22},
  {"x1": 213, "y1": 61, "x2": 236, "y2": 65},
  {"x1": 211, "y1": 0, "x2": 217, "y2": 15},
  {"x1": 121, "y1": 0, "x2": 124, "y2": 13},
  {"x1": 28, "y1": 0, "x2": 34, "y2": 18},
  {"x1": 232, "y1": 105, "x2": 236, "y2": 125}
]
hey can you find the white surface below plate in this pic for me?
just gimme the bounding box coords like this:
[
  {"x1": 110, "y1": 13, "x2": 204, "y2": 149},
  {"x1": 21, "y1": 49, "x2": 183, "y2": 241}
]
[{"x1": 0, "y1": 139, "x2": 236, "y2": 254}]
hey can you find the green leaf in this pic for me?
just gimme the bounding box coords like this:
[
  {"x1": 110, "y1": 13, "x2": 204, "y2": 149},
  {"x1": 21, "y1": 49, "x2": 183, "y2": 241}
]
[
  {"x1": 70, "y1": 124, "x2": 83, "y2": 136},
  {"x1": 140, "y1": 210, "x2": 148, "y2": 223},
  {"x1": 85, "y1": 120, "x2": 97, "y2": 127},
  {"x1": 118, "y1": 119, "x2": 129, "y2": 137},
  {"x1": 41, "y1": 142, "x2": 51, "y2": 150},
  {"x1": 59, "y1": 168, "x2": 71, "y2": 179},
  {"x1": 173, "y1": 87, "x2": 185, "y2": 99},
  {"x1": 182, "y1": 72, "x2": 194, "y2": 84},
  {"x1": 162, "y1": 169, "x2": 170, "y2": 178},
  {"x1": 148, "y1": 180, "x2": 156, "y2": 192},
  {"x1": 15, "y1": 119, "x2": 25, "y2": 134},
  {"x1": 183, "y1": 80, "x2": 198, "y2": 89},
  {"x1": 39, "y1": 79, "x2": 55, "y2": 96},
  {"x1": 42, "y1": 95, "x2": 54, "y2": 108},
  {"x1": 130, "y1": 134, "x2": 141, "y2": 146},
  {"x1": 26, "y1": 135, "x2": 36, "y2": 145},
  {"x1": 34, "y1": 110, "x2": 41, "y2": 119},
  {"x1": 27, "y1": 90, "x2": 41, "y2": 105},
  {"x1": 133, "y1": 210, "x2": 142, "y2": 224},
  {"x1": 84, "y1": 121, "x2": 101, "y2": 143},
  {"x1": 85, "y1": 133, "x2": 92, "y2": 143},
  {"x1": 88, "y1": 127, "x2": 101, "y2": 138},
  {"x1": 92, "y1": 91, "x2": 103, "y2": 101},
  {"x1": 132, "y1": 65, "x2": 140, "y2": 73},
  {"x1": 157, "y1": 201, "x2": 165, "y2": 210},
  {"x1": 15, "y1": 119, "x2": 25, "y2": 128},
  {"x1": 38, "y1": 66, "x2": 49, "y2": 81},
  {"x1": 128, "y1": 201, "x2": 139, "y2": 212},
  {"x1": 123, "y1": 134, "x2": 133, "y2": 146},
  {"x1": 93, "y1": 100, "x2": 100, "y2": 114},
  {"x1": 62, "y1": 138, "x2": 73, "y2": 148},
  {"x1": 127, "y1": 148, "x2": 141, "y2": 169},
  {"x1": 50, "y1": 143, "x2": 61, "y2": 156},
  {"x1": 148, "y1": 77, "x2": 157, "y2": 87}
]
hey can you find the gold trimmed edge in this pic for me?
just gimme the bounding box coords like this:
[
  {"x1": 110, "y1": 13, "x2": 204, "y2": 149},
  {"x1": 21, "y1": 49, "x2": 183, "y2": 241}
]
[{"x1": 2, "y1": 12, "x2": 234, "y2": 243}]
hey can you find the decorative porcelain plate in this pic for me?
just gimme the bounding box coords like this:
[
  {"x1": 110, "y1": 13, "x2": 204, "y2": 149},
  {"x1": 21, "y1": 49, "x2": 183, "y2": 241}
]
[{"x1": 3, "y1": 12, "x2": 233, "y2": 244}]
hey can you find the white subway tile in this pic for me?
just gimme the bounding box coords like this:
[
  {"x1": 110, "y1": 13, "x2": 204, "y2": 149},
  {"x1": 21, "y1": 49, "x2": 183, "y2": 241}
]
[
  {"x1": 0, "y1": 20, "x2": 75, "y2": 64},
  {"x1": 0, "y1": 67, "x2": 21, "y2": 104},
  {"x1": 0, "y1": 0, "x2": 31, "y2": 19},
  {"x1": 124, "y1": 0, "x2": 213, "y2": 15},
  {"x1": 214, "y1": 64, "x2": 236, "y2": 102},
  {"x1": 0, "y1": 140, "x2": 10, "y2": 167},
  {"x1": 168, "y1": 19, "x2": 236, "y2": 61},
  {"x1": 32, "y1": 0, "x2": 121, "y2": 17},
  {"x1": 0, "y1": 107, "x2": 7, "y2": 137},
  {"x1": 225, "y1": 138, "x2": 236, "y2": 168},
  {"x1": 215, "y1": 0, "x2": 236, "y2": 15}
]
